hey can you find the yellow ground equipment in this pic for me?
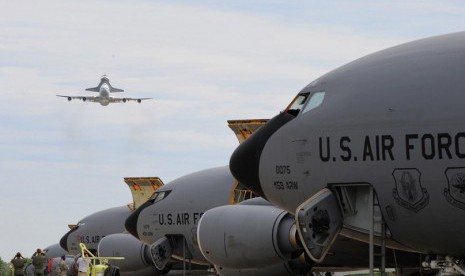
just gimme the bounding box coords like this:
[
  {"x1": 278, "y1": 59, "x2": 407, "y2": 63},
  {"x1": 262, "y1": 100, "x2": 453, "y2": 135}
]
[{"x1": 79, "y1": 243, "x2": 124, "y2": 276}]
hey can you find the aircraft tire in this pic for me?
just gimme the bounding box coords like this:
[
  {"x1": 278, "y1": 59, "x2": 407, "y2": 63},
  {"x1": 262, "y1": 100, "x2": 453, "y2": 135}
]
[
  {"x1": 153, "y1": 264, "x2": 172, "y2": 275},
  {"x1": 103, "y1": 266, "x2": 120, "y2": 276}
]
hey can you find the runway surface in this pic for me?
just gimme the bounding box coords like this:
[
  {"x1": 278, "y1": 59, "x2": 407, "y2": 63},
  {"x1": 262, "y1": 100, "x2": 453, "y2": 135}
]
[{"x1": 166, "y1": 270, "x2": 216, "y2": 275}]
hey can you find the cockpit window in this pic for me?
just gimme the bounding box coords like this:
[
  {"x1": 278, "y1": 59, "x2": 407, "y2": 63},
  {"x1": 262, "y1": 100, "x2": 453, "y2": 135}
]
[
  {"x1": 301, "y1": 91, "x2": 325, "y2": 114},
  {"x1": 285, "y1": 93, "x2": 309, "y2": 116},
  {"x1": 149, "y1": 190, "x2": 171, "y2": 203}
]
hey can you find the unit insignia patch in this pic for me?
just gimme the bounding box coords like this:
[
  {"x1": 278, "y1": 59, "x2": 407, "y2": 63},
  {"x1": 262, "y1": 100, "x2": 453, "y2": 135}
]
[
  {"x1": 444, "y1": 167, "x2": 465, "y2": 210},
  {"x1": 392, "y1": 168, "x2": 429, "y2": 212}
]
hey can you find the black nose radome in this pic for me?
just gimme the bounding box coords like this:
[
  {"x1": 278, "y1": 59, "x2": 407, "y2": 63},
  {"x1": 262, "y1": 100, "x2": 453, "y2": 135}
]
[
  {"x1": 60, "y1": 227, "x2": 78, "y2": 252},
  {"x1": 230, "y1": 112, "x2": 296, "y2": 198},
  {"x1": 125, "y1": 201, "x2": 152, "y2": 240}
]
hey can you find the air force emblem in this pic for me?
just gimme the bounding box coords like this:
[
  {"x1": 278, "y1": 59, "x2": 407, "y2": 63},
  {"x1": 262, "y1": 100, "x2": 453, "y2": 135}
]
[
  {"x1": 444, "y1": 167, "x2": 465, "y2": 210},
  {"x1": 392, "y1": 168, "x2": 429, "y2": 212}
]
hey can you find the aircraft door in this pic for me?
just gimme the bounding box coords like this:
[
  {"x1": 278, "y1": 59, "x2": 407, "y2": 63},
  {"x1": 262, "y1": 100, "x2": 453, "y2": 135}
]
[
  {"x1": 332, "y1": 184, "x2": 384, "y2": 236},
  {"x1": 150, "y1": 237, "x2": 173, "y2": 270},
  {"x1": 295, "y1": 188, "x2": 343, "y2": 262}
]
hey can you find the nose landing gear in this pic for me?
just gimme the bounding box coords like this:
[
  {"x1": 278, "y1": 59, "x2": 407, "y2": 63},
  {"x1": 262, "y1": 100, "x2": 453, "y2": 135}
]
[{"x1": 422, "y1": 256, "x2": 465, "y2": 276}]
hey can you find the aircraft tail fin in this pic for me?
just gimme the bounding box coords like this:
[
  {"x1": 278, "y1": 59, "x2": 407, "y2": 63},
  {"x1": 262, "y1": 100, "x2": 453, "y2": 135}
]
[
  {"x1": 227, "y1": 120, "x2": 267, "y2": 201},
  {"x1": 124, "y1": 177, "x2": 164, "y2": 210},
  {"x1": 227, "y1": 119, "x2": 269, "y2": 144}
]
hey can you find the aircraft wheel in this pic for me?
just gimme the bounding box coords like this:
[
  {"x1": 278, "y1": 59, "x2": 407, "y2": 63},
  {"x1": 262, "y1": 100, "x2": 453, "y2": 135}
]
[
  {"x1": 103, "y1": 266, "x2": 120, "y2": 276},
  {"x1": 153, "y1": 264, "x2": 172, "y2": 275}
]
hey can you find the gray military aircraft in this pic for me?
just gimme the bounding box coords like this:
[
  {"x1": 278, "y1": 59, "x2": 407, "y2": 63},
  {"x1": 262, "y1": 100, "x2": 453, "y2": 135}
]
[
  {"x1": 125, "y1": 121, "x2": 424, "y2": 275},
  {"x1": 125, "y1": 166, "x2": 424, "y2": 275},
  {"x1": 58, "y1": 121, "x2": 268, "y2": 275},
  {"x1": 124, "y1": 166, "x2": 285, "y2": 274},
  {"x1": 229, "y1": 32, "x2": 465, "y2": 275},
  {"x1": 56, "y1": 75, "x2": 151, "y2": 106},
  {"x1": 44, "y1": 243, "x2": 68, "y2": 259},
  {"x1": 41, "y1": 245, "x2": 76, "y2": 276},
  {"x1": 124, "y1": 120, "x2": 316, "y2": 275},
  {"x1": 59, "y1": 177, "x2": 166, "y2": 275}
]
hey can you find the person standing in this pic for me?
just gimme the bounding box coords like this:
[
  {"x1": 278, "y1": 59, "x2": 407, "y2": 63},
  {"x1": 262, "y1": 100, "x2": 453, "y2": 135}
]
[
  {"x1": 11, "y1": 252, "x2": 27, "y2": 276},
  {"x1": 31, "y1": 249, "x2": 47, "y2": 276},
  {"x1": 76, "y1": 253, "x2": 89, "y2": 276},
  {"x1": 56, "y1": 255, "x2": 69, "y2": 276}
]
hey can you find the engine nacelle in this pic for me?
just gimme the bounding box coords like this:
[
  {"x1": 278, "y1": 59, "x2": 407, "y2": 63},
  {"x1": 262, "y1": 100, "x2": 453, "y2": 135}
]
[
  {"x1": 98, "y1": 233, "x2": 152, "y2": 273},
  {"x1": 197, "y1": 205, "x2": 299, "y2": 269},
  {"x1": 123, "y1": 98, "x2": 127, "y2": 103}
]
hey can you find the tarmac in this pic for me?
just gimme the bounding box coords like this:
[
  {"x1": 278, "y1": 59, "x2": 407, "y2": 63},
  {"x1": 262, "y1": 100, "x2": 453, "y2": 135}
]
[{"x1": 166, "y1": 270, "x2": 216, "y2": 275}]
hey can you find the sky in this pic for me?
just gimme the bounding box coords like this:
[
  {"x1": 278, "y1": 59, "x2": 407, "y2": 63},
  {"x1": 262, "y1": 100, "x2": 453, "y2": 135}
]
[{"x1": 1, "y1": 0, "x2": 465, "y2": 261}]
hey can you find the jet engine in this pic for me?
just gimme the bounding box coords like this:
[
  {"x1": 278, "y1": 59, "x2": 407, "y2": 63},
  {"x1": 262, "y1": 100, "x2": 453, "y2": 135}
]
[
  {"x1": 98, "y1": 233, "x2": 157, "y2": 275},
  {"x1": 197, "y1": 204, "x2": 301, "y2": 269}
]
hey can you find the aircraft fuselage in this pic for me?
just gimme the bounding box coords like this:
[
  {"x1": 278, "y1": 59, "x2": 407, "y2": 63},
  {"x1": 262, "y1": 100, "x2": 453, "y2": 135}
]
[
  {"x1": 230, "y1": 32, "x2": 465, "y2": 257},
  {"x1": 126, "y1": 166, "x2": 236, "y2": 265},
  {"x1": 60, "y1": 206, "x2": 130, "y2": 254},
  {"x1": 98, "y1": 83, "x2": 111, "y2": 106}
]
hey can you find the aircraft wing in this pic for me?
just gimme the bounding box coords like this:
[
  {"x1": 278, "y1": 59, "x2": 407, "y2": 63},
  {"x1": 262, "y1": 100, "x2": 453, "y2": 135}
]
[
  {"x1": 109, "y1": 97, "x2": 152, "y2": 103},
  {"x1": 56, "y1": 95, "x2": 101, "y2": 102},
  {"x1": 109, "y1": 87, "x2": 124, "y2": 93},
  {"x1": 85, "y1": 87, "x2": 100, "y2": 92}
]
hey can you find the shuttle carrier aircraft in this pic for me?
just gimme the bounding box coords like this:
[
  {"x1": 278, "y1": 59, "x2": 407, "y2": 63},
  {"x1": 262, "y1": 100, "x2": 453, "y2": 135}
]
[{"x1": 57, "y1": 75, "x2": 151, "y2": 106}]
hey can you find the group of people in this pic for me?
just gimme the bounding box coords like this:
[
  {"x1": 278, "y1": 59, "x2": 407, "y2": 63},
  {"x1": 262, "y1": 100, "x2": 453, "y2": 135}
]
[{"x1": 10, "y1": 249, "x2": 89, "y2": 276}]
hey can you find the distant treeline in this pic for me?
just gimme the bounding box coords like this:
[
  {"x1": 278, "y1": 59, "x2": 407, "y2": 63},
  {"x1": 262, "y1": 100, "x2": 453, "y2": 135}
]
[
  {"x1": 0, "y1": 256, "x2": 33, "y2": 276},
  {"x1": 0, "y1": 257, "x2": 12, "y2": 276}
]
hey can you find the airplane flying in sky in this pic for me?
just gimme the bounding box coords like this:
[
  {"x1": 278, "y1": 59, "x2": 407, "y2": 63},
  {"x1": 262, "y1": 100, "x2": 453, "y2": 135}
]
[
  {"x1": 229, "y1": 32, "x2": 465, "y2": 275},
  {"x1": 56, "y1": 75, "x2": 151, "y2": 106}
]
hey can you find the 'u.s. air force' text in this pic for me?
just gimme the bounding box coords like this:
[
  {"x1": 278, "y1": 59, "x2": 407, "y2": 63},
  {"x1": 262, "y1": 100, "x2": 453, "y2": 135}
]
[
  {"x1": 156, "y1": 212, "x2": 204, "y2": 226},
  {"x1": 318, "y1": 133, "x2": 465, "y2": 162}
]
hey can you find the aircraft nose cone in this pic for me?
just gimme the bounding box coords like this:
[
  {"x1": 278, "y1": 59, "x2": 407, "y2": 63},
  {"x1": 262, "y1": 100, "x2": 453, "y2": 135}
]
[
  {"x1": 125, "y1": 201, "x2": 152, "y2": 240},
  {"x1": 59, "y1": 228, "x2": 77, "y2": 252},
  {"x1": 230, "y1": 112, "x2": 296, "y2": 198}
]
